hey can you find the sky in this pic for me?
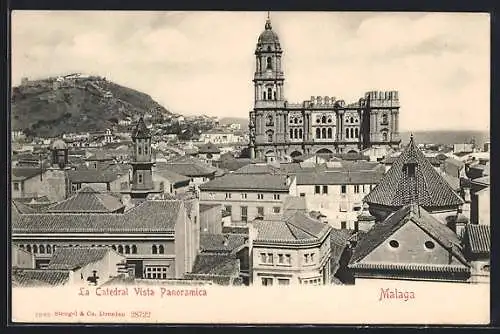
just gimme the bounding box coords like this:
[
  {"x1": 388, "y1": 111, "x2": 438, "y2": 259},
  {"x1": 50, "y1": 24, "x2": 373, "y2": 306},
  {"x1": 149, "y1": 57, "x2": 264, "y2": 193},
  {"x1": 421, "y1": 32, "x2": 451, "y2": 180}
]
[{"x1": 11, "y1": 11, "x2": 490, "y2": 131}]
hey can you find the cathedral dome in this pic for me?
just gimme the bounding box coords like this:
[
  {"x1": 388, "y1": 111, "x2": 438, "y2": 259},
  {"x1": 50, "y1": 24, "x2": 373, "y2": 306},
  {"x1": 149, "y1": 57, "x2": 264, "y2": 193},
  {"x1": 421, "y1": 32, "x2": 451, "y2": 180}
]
[{"x1": 257, "y1": 18, "x2": 280, "y2": 46}]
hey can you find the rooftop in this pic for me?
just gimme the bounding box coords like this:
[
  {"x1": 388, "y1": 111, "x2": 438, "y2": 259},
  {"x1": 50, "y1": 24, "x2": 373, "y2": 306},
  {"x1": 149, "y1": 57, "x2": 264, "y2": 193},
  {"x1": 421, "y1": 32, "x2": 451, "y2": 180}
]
[
  {"x1": 46, "y1": 186, "x2": 124, "y2": 213},
  {"x1": 12, "y1": 268, "x2": 71, "y2": 287},
  {"x1": 464, "y1": 224, "x2": 490, "y2": 255},
  {"x1": 364, "y1": 136, "x2": 464, "y2": 210},
  {"x1": 199, "y1": 173, "x2": 291, "y2": 192},
  {"x1": 47, "y1": 246, "x2": 121, "y2": 270},
  {"x1": 199, "y1": 233, "x2": 247, "y2": 253}
]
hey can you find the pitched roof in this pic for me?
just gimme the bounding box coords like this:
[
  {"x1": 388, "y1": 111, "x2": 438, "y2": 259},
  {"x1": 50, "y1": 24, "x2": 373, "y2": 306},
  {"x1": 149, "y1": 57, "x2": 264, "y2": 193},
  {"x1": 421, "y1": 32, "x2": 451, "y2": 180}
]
[
  {"x1": 158, "y1": 156, "x2": 217, "y2": 177},
  {"x1": 349, "y1": 204, "x2": 467, "y2": 266},
  {"x1": 472, "y1": 176, "x2": 490, "y2": 187},
  {"x1": 12, "y1": 269, "x2": 71, "y2": 287},
  {"x1": 253, "y1": 212, "x2": 331, "y2": 245},
  {"x1": 191, "y1": 254, "x2": 240, "y2": 276},
  {"x1": 48, "y1": 247, "x2": 121, "y2": 270},
  {"x1": 364, "y1": 136, "x2": 464, "y2": 209},
  {"x1": 46, "y1": 186, "x2": 124, "y2": 213},
  {"x1": 199, "y1": 233, "x2": 247, "y2": 253},
  {"x1": 464, "y1": 224, "x2": 490, "y2": 254},
  {"x1": 12, "y1": 200, "x2": 182, "y2": 234},
  {"x1": 199, "y1": 174, "x2": 290, "y2": 192},
  {"x1": 12, "y1": 200, "x2": 38, "y2": 214},
  {"x1": 198, "y1": 143, "x2": 221, "y2": 154},
  {"x1": 154, "y1": 169, "x2": 191, "y2": 185},
  {"x1": 67, "y1": 169, "x2": 122, "y2": 183},
  {"x1": 131, "y1": 117, "x2": 150, "y2": 138},
  {"x1": 11, "y1": 167, "x2": 45, "y2": 181}
]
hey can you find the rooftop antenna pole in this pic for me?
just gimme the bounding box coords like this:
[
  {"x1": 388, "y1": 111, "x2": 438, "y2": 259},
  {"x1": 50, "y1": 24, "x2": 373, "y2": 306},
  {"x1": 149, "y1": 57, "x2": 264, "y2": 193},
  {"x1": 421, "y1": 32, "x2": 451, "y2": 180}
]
[{"x1": 267, "y1": 11, "x2": 270, "y2": 20}]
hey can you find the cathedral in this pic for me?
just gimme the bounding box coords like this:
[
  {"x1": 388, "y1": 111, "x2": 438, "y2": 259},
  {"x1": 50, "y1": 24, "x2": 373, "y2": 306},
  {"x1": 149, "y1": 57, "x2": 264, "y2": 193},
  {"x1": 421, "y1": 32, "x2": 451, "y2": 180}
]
[{"x1": 249, "y1": 14, "x2": 401, "y2": 160}]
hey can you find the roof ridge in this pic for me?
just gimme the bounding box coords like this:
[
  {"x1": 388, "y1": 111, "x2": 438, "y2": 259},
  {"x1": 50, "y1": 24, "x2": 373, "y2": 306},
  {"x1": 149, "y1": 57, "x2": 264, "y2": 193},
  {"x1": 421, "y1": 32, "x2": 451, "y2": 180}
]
[{"x1": 286, "y1": 214, "x2": 320, "y2": 239}]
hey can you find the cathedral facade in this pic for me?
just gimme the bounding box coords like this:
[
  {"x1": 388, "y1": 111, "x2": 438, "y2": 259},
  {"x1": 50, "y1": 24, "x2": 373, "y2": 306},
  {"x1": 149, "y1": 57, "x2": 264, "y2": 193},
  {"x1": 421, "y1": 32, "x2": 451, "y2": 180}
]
[{"x1": 249, "y1": 16, "x2": 401, "y2": 160}]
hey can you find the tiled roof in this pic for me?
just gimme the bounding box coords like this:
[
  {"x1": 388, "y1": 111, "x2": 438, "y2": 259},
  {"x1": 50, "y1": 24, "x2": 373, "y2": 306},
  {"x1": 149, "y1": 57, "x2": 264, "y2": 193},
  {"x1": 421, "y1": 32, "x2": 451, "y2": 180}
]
[
  {"x1": 440, "y1": 173, "x2": 461, "y2": 192},
  {"x1": 217, "y1": 158, "x2": 251, "y2": 172},
  {"x1": 46, "y1": 186, "x2": 124, "y2": 213},
  {"x1": 12, "y1": 268, "x2": 71, "y2": 287},
  {"x1": 199, "y1": 174, "x2": 290, "y2": 192},
  {"x1": 131, "y1": 117, "x2": 150, "y2": 138},
  {"x1": 11, "y1": 167, "x2": 45, "y2": 181},
  {"x1": 67, "y1": 169, "x2": 122, "y2": 183},
  {"x1": 183, "y1": 273, "x2": 239, "y2": 286},
  {"x1": 12, "y1": 200, "x2": 182, "y2": 233},
  {"x1": 382, "y1": 155, "x2": 441, "y2": 166},
  {"x1": 233, "y1": 164, "x2": 281, "y2": 175},
  {"x1": 364, "y1": 136, "x2": 464, "y2": 209},
  {"x1": 348, "y1": 262, "x2": 470, "y2": 273},
  {"x1": 191, "y1": 253, "x2": 240, "y2": 277},
  {"x1": 464, "y1": 224, "x2": 490, "y2": 254},
  {"x1": 296, "y1": 170, "x2": 384, "y2": 185},
  {"x1": 158, "y1": 156, "x2": 217, "y2": 177},
  {"x1": 472, "y1": 176, "x2": 490, "y2": 187},
  {"x1": 444, "y1": 157, "x2": 465, "y2": 168},
  {"x1": 199, "y1": 233, "x2": 247, "y2": 253},
  {"x1": 222, "y1": 226, "x2": 249, "y2": 234},
  {"x1": 48, "y1": 247, "x2": 120, "y2": 270},
  {"x1": 199, "y1": 203, "x2": 221, "y2": 212},
  {"x1": 330, "y1": 228, "x2": 354, "y2": 247},
  {"x1": 12, "y1": 200, "x2": 38, "y2": 214},
  {"x1": 154, "y1": 168, "x2": 191, "y2": 185},
  {"x1": 198, "y1": 143, "x2": 221, "y2": 154},
  {"x1": 349, "y1": 204, "x2": 468, "y2": 266},
  {"x1": 253, "y1": 212, "x2": 331, "y2": 245}
]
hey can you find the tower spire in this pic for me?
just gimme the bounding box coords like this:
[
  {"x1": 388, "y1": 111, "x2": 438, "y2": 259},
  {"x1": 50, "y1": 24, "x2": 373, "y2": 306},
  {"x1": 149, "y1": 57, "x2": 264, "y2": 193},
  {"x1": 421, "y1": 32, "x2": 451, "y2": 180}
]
[{"x1": 265, "y1": 12, "x2": 272, "y2": 30}]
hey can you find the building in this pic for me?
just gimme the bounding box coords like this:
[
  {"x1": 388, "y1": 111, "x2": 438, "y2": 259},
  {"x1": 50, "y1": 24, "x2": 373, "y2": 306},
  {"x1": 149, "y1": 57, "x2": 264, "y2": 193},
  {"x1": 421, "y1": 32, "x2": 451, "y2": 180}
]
[
  {"x1": 453, "y1": 143, "x2": 474, "y2": 154},
  {"x1": 199, "y1": 173, "x2": 296, "y2": 226},
  {"x1": 470, "y1": 176, "x2": 489, "y2": 226},
  {"x1": 67, "y1": 168, "x2": 130, "y2": 195},
  {"x1": 197, "y1": 143, "x2": 221, "y2": 166},
  {"x1": 12, "y1": 245, "x2": 35, "y2": 269},
  {"x1": 158, "y1": 156, "x2": 219, "y2": 189},
  {"x1": 462, "y1": 224, "x2": 490, "y2": 284},
  {"x1": 199, "y1": 129, "x2": 242, "y2": 145},
  {"x1": 294, "y1": 162, "x2": 385, "y2": 229},
  {"x1": 46, "y1": 186, "x2": 125, "y2": 214},
  {"x1": 12, "y1": 199, "x2": 199, "y2": 280},
  {"x1": 364, "y1": 135, "x2": 464, "y2": 228},
  {"x1": 249, "y1": 15, "x2": 401, "y2": 161},
  {"x1": 348, "y1": 204, "x2": 470, "y2": 284},
  {"x1": 249, "y1": 212, "x2": 332, "y2": 286}
]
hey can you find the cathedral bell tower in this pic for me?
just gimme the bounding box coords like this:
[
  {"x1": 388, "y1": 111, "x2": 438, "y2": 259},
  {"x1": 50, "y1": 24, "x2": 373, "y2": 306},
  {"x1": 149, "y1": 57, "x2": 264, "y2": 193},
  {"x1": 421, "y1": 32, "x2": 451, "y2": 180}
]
[{"x1": 249, "y1": 12, "x2": 286, "y2": 160}]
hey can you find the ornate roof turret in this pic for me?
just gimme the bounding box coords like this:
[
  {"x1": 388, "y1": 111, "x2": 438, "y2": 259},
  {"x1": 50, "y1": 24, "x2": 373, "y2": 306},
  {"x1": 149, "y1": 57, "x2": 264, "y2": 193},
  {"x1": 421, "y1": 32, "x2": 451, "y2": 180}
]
[
  {"x1": 364, "y1": 135, "x2": 464, "y2": 211},
  {"x1": 131, "y1": 117, "x2": 150, "y2": 139},
  {"x1": 257, "y1": 12, "x2": 281, "y2": 46}
]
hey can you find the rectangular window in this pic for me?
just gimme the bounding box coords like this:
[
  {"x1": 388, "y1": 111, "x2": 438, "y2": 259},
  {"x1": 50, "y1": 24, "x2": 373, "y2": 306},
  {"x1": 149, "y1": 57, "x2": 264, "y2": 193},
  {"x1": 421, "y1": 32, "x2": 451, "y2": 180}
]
[
  {"x1": 354, "y1": 185, "x2": 360, "y2": 193},
  {"x1": 285, "y1": 254, "x2": 291, "y2": 264},
  {"x1": 260, "y1": 253, "x2": 267, "y2": 263},
  {"x1": 138, "y1": 174, "x2": 143, "y2": 184},
  {"x1": 278, "y1": 279, "x2": 290, "y2": 285},
  {"x1": 341, "y1": 221, "x2": 347, "y2": 229},
  {"x1": 315, "y1": 185, "x2": 321, "y2": 194},
  {"x1": 341, "y1": 185, "x2": 347, "y2": 194},
  {"x1": 13, "y1": 182, "x2": 19, "y2": 191},
  {"x1": 354, "y1": 221, "x2": 359, "y2": 232},
  {"x1": 257, "y1": 194, "x2": 264, "y2": 200},
  {"x1": 304, "y1": 254, "x2": 309, "y2": 263},
  {"x1": 278, "y1": 254, "x2": 284, "y2": 264},
  {"x1": 273, "y1": 206, "x2": 281, "y2": 214},
  {"x1": 322, "y1": 185, "x2": 328, "y2": 194},
  {"x1": 310, "y1": 253, "x2": 315, "y2": 263},
  {"x1": 241, "y1": 206, "x2": 248, "y2": 222},
  {"x1": 273, "y1": 194, "x2": 280, "y2": 200},
  {"x1": 224, "y1": 205, "x2": 232, "y2": 215},
  {"x1": 261, "y1": 277, "x2": 273, "y2": 286},
  {"x1": 241, "y1": 193, "x2": 247, "y2": 199},
  {"x1": 145, "y1": 266, "x2": 169, "y2": 280},
  {"x1": 300, "y1": 193, "x2": 305, "y2": 197},
  {"x1": 267, "y1": 253, "x2": 274, "y2": 264},
  {"x1": 225, "y1": 193, "x2": 231, "y2": 199},
  {"x1": 362, "y1": 184, "x2": 366, "y2": 193},
  {"x1": 257, "y1": 206, "x2": 264, "y2": 217}
]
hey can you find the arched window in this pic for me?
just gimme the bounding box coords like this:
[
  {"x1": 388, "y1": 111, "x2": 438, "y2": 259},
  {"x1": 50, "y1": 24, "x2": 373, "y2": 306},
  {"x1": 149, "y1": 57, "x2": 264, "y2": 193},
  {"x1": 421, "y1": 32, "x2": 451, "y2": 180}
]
[
  {"x1": 327, "y1": 118, "x2": 332, "y2": 123},
  {"x1": 26, "y1": 245, "x2": 32, "y2": 253},
  {"x1": 294, "y1": 129, "x2": 298, "y2": 139},
  {"x1": 159, "y1": 245, "x2": 165, "y2": 254},
  {"x1": 382, "y1": 132, "x2": 388, "y2": 141},
  {"x1": 273, "y1": 91, "x2": 277, "y2": 100},
  {"x1": 382, "y1": 114, "x2": 388, "y2": 124},
  {"x1": 132, "y1": 245, "x2": 137, "y2": 254},
  {"x1": 118, "y1": 245, "x2": 123, "y2": 254},
  {"x1": 52, "y1": 245, "x2": 56, "y2": 252},
  {"x1": 350, "y1": 117, "x2": 354, "y2": 123},
  {"x1": 316, "y1": 128, "x2": 321, "y2": 138},
  {"x1": 39, "y1": 245, "x2": 45, "y2": 254},
  {"x1": 19, "y1": 245, "x2": 25, "y2": 250},
  {"x1": 125, "y1": 245, "x2": 130, "y2": 254},
  {"x1": 138, "y1": 174, "x2": 143, "y2": 184},
  {"x1": 263, "y1": 91, "x2": 267, "y2": 100},
  {"x1": 290, "y1": 129, "x2": 293, "y2": 139},
  {"x1": 112, "y1": 245, "x2": 116, "y2": 251},
  {"x1": 294, "y1": 118, "x2": 298, "y2": 124},
  {"x1": 350, "y1": 128, "x2": 354, "y2": 139},
  {"x1": 267, "y1": 131, "x2": 273, "y2": 142},
  {"x1": 346, "y1": 128, "x2": 350, "y2": 139},
  {"x1": 322, "y1": 116, "x2": 327, "y2": 124},
  {"x1": 138, "y1": 146, "x2": 142, "y2": 155},
  {"x1": 327, "y1": 128, "x2": 332, "y2": 139},
  {"x1": 299, "y1": 129, "x2": 303, "y2": 139},
  {"x1": 322, "y1": 128, "x2": 327, "y2": 139},
  {"x1": 47, "y1": 245, "x2": 51, "y2": 254},
  {"x1": 152, "y1": 245, "x2": 157, "y2": 254},
  {"x1": 267, "y1": 88, "x2": 272, "y2": 100},
  {"x1": 33, "y1": 245, "x2": 38, "y2": 254},
  {"x1": 144, "y1": 146, "x2": 148, "y2": 155},
  {"x1": 266, "y1": 57, "x2": 272, "y2": 70},
  {"x1": 355, "y1": 128, "x2": 359, "y2": 138},
  {"x1": 267, "y1": 46, "x2": 272, "y2": 52}
]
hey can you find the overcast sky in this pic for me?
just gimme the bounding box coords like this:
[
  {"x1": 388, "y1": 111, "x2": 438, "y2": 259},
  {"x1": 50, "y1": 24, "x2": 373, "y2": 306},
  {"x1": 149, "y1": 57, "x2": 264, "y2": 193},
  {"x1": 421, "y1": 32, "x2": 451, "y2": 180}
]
[{"x1": 12, "y1": 11, "x2": 489, "y2": 131}]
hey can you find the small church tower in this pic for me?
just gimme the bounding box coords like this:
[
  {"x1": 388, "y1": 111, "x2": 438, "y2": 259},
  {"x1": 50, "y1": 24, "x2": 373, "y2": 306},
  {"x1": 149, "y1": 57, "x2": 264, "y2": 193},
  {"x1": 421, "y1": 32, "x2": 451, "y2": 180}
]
[{"x1": 128, "y1": 117, "x2": 157, "y2": 199}]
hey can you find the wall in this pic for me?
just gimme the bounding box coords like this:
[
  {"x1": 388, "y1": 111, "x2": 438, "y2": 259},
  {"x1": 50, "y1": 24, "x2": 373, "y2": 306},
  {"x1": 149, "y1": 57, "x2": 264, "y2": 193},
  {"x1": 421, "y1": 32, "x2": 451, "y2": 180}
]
[
  {"x1": 12, "y1": 170, "x2": 66, "y2": 202},
  {"x1": 296, "y1": 183, "x2": 375, "y2": 229},
  {"x1": 362, "y1": 220, "x2": 462, "y2": 265},
  {"x1": 477, "y1": 188, "x2": 490, "y2": 225},
  {"x1": 73, "y1": 251, "x2": 126, "y2": 286},
  {"x1": 174, "y1": 202, "x2": 199, "y2": 278},
  {"x1": 200, "y1": 204, "x2": 223, "y2": 234},
  {"x1": 11, "y1": 245, "x2": 35, "y2": 269}
]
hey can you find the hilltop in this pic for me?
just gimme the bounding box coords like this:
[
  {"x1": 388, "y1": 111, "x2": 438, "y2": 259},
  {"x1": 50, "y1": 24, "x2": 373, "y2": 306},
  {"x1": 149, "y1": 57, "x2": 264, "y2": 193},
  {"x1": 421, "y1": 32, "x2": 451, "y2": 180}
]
[{"x1": 11, "y1": 74, "x2": 173, "y2": 137}]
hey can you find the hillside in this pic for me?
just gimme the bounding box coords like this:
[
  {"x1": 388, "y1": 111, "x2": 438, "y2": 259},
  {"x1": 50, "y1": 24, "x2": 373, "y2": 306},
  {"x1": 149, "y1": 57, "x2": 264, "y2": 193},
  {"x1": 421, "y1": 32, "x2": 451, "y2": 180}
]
[
  {"x1": 219, "y1": 117, "x2": 249, "y2": 130},
  {"x1": 11, "y1": 74, "x2": 173, "y2": 137}
]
